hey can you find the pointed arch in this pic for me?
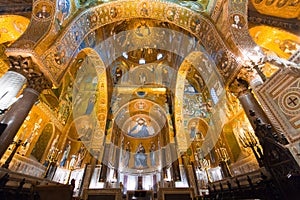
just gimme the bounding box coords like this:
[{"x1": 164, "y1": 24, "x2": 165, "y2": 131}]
[
  {"x1": 71, "y1": 48, "x2": 108, "y2": 152},
  {"x1": 175, "y1": 51, "x2": 228, "y2": 154}
]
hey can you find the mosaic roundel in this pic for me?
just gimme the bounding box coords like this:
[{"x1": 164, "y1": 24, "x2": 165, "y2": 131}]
[
  {"x1": 33, "y1": 1, "x2": 53, "y2": 21},
  {"x1": 279, "y1": 87, "x2": 300, "y2": 116}
]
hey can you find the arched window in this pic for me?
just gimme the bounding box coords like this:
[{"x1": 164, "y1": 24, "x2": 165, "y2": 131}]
[{"x1": 210, "y1": 88, "x2": 219, "y2": 104}]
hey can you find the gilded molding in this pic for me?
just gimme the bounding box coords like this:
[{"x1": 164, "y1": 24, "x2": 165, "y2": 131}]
[
  {"x1": 251, "y1": 0, "x2": 300, "y2": 19},
  {"x1": 37, "y1": 102, "x2": 64, "y2": 132}
]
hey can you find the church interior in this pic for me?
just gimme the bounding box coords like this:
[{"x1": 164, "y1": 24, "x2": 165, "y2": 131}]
[{"x1": 0, "y1": 0, "x2": 299, "y2": 199}]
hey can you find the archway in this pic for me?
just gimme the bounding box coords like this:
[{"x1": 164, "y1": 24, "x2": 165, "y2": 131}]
[
  {"x1": 175, "y1": 51, "x2": 228, "y2": 157},
  {"x1": 31, "y1": 123, "x2": 54, "y2": 162},
  {"x1": 69, "y1": 48, "x2": 108, "y2": 156},
  {"x1": 111, "y1": 99, "x2": 169, "y2": 191}
]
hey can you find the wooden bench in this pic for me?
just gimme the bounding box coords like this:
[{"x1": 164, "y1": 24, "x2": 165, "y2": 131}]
[
  {"x1": 158, "y1": 188, "x2": 195, "y2": 200},
  {"x1": 33, "y1": 184, "x2": 73, "y2": 200},
  {"x1": 83, "y1": 188, "x2": 122, "y2": 200}
]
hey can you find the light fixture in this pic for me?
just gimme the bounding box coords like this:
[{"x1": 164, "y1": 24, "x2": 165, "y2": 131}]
[
  {"x1": 0, "y1": 71, "x2": 26, "y2": 112},
  {"x1": 157, "y1": 53, "x2": 163, "y2": 60},
  {"x1": 254, "y1": 46, "x2": 260, "y2": 52},
  {"x1": 139, "y1": 58, "x2": 146, "y2": 64},
  {"x1": 111, "y1": 176, "x2": 117, "y2": 183},
  {"x1": 122, "y1": 52, "x2": 128, "y2": 59},
  {"x1": 163, "y1": 173, "x2": 169, "y2": 181}
]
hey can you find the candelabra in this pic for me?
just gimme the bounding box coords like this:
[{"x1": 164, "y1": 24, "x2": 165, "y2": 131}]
[
  {"x1": 199, "y1": 158, "x2": 212, "y2": 183},
  {"x1": 239, "y1": 130, "x2": 264, "y2": 167},
  {"x1": 2, "y1": 139, "x2": 24, "y2": 169},
  {"x1": 44, "y1": 148, "x2": 61, "y2": 178},
  {"x1": 215, "y1": 147, "x2": 232, "y2": 178}
]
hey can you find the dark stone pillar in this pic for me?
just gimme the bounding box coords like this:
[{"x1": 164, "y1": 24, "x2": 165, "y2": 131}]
[
  {"x1": 219, "y1": 160, "x2": 232, "y2": 178},
  {"x1": 238, "y1": 92, "x2": 271, "y2": 132},
  {"x1": 170, "y1": 143, "x2": 181, "y2": 181},
  {"x1": 0, "y1": 55, "x2": 51, "y2": 160},
  {"x1": 229, "y1": 72, "x2": 300, "y2": 199},
  {"x1": 137, "y1": 176, "x2": 143, "y2": 190},
  {"x1": 0, "y1": 88, "x2": 38, "y2": 159},
  {"x1": 230, "y1": 77, "x2": 287, "y2": 144},
  {"x1": 99, "y1": 143, "x2": 110, "y2": 182},
  {"x1": 99, "y1": 162, "x2": 108, "y2": 182}
]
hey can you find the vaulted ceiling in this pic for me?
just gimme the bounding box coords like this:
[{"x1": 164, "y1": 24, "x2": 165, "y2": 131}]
[{"x1": 0, "y1": 0, "x2": 299, "y2": 34}]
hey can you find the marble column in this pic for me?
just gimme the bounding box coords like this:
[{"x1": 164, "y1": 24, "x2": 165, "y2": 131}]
[
  {"x1": 0, "y1": 88, "x2": 39, "y2": 159},
  {"x1": 230, "y1": 68, "x2": 300, "y2": 199},
  {"x1": 181, "y1": 153, "x2": 190, "y2": 187},
  {"x1": 239, "y1": 92, "x2": 270, "y2": 126},
  {"x1": 170, "y1": 143, "x2": 181, "y2": 181},
  {"x1": 123, "y1": 175, "x2": 128, "y2": 194},
  {"x1": 152, "y1": 174, "x2": 157, "y2": 193},
  {"x1": 99, "y1": 162, "x2": 108, "y2": 182},
  {"x1": 228, "y1": 68, "x2": 277, "y2": 139},
  {"x1": 0, "y1": 56, "x2": 51, "y2": 159}
]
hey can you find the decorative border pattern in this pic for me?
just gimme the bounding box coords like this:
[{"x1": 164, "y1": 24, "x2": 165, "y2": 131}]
[{"x1": 256, "y1": 70, "x2": 300, "y2": 142}]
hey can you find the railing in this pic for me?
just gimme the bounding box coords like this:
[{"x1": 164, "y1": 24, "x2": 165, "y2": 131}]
[
  {"x1": 0, "y1": 168, "x2": 72, "y2": 200},
  {"x1": 204, "y1": 168, "x2": 279, "y2": 199},
  {"x1": 0, "y1": 151, "x2": 46, "y2": 178}
]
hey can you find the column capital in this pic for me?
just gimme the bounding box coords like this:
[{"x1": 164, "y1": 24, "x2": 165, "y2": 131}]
[
  {"x1": 8, "y1": 55, "x2": 52, "y2": 93},
  {"x1": 228, "y1": 78, "x2": 249, "y2": 98},
  {"x1": 229, "y1": 65, "x2": 264, "y2": 97}
]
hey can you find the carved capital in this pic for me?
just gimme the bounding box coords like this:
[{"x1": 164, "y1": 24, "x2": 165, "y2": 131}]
[
  {"x1": 8, "y1": 55, "x2": 52, "y2": 93},
  {"x1": 27, "y1": 72, "x2": 52, "y2": 93},
  {"x1": 239, "y1": 67, "x2": 258, "y2": 83},
  {"x1": 229, "y1": 78, "x2": 249, "y2": 97},
  {"x1": 229, "y1": 67, "x2": 254, "y2": 96}
]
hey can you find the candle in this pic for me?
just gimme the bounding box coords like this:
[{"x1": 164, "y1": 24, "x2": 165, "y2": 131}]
[
  {"x1": 20, "y1": 125, "x2": 27, "y2": 141},
  {"x1": 66, "y1": 160, "x2": 69, "y2": 169}
]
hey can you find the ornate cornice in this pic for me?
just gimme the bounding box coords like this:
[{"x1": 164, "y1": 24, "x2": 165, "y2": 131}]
[
  {"x1": 250, "y1": 0, "x2": 300, "y2": 19},
  {"x1": 0, "y1": 0, "x2": 32, "y2": 18},
  {"x1": 248, "y1": 8, "x2": 300, "y2": 35},
  {"x1": 228, "y1": 64, "x2": 263, "y2": 96},
  {"x1": 37, "y1": 102, "x2": 63, "y2": 132}
]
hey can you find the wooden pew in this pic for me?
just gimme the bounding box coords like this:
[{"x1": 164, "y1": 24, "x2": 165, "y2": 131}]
[
  {"x1": 0, "y1": 168, "x2": 73, "y2": 200},
  {"x1": 33, "y1": 184, "x2": 73, "y2": 200},
  {"x1": 158, "y1": 188, "x2": 195, "y2": 200},
  {"x1": 83, "y1": 188, "x2": 122, "y2": 200}
]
